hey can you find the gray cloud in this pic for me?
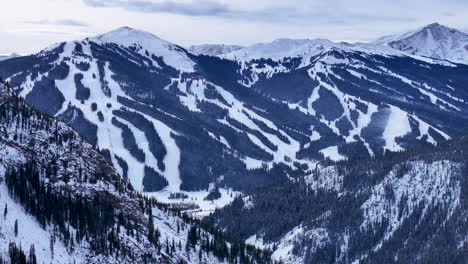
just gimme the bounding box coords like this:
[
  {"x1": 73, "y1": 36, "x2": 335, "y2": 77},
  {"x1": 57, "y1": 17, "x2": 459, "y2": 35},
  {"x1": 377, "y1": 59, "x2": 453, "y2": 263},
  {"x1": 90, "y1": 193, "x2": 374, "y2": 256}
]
[
  {"x1": 84, "y1": 0, "x2": 226, "y2": 16},
  {"x1": 26, "y1": 19, "x2": 89, "y2": 27},
  {"x1": 82, "y1": 0, "x2": 298, "y2": 22},
  {"x1": 82, "y1": 0, "x2": 421, "y2": 25}
]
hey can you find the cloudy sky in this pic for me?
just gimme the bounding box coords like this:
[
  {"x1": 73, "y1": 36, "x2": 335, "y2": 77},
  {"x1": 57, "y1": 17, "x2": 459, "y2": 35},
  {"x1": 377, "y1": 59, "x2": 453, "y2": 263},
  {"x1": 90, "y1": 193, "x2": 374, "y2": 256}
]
[{"x1": 1, "y1": 0, "x2": 467, "y2": 54}]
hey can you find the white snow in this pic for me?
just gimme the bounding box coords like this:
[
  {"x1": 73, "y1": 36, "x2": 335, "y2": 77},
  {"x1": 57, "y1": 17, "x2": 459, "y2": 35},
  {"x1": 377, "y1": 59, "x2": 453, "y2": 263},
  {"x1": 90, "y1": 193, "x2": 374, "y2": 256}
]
[
  {"x1": 378, "y1": 23, "x2": 468, "y2": 65},
  {"x1": 361, "y1": 160, "x2": 461, "y2": 251},
  {"x1": 305, "y1": 165, "x2": 343, "y2": 193},
  {"x1": 189, "y1": 44, "x2": 244, "y2": 56},
  {"x1": 0, "y1": 184, "x2": 80, "y2": 263},
  {"x1": 48, "y1": 42, "x2": 184, "y2": 191},
  {"x1": 319, "y1": 146, "x2": 346, "y2": 162},
  {"x1": 91, "y1": 27, "x2": 196, "y2": 72},
  {"x1": 382, "y1": 105, "x2": 411, "y2": 152},
  {"x1": 0, "y1": 144, "x2": 78, "y2": 263},
  {"x1": 149, "y1": 188, "x2": 241, "y2": 218}
]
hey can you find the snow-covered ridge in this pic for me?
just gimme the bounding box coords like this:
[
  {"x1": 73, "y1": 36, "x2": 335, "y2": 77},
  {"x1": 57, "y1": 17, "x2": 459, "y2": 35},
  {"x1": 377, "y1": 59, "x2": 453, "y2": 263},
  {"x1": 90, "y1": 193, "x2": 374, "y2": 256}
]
[
  {"x1": 222, "y1": 38, "x2": 349, "y2": 62},
  {"x1": 378, "y1": 23, "x2": 468, "y2": 64},
  {"x1": 90, "y1": 26, "x2": 196, "y2": 72},
  {"x1": 219, "y1": 23, "x2": 468, "y2": 65},
  {"x1": 220, "y1": 36, "x2": 456, "y2": 68},
  {"x1": 189, "y1": 44, "x2": 244, "y2": 56},
  {"x1": 230, "y1": 154, "x2": 466, "y2": 263},
  {"x1": 36, "y1": 23, "x2": 468, "y2": 67}
]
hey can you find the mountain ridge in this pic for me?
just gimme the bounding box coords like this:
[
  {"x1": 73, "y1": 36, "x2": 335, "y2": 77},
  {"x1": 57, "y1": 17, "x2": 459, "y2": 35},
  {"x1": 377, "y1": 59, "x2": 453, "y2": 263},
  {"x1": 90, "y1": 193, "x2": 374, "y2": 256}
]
[
  {"x1": 374, "y1": 23, "x2": 468, "y2": 64},
  {"x1": 208, "y1": 133, "x2": 468, "y2": 263},
  {"x1": 1, "y1": 24, "x2": 468, "y2": 211},
  {"x1": 189, "y1": 44, "x2": 244, "y2": 56}
]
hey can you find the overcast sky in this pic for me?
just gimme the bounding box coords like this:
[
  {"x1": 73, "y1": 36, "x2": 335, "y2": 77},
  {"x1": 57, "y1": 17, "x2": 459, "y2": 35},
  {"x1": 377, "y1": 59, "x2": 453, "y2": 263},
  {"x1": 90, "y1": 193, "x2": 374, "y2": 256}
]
[{"x1": 1, "y1": 0, "x2": 467, "y2": 54}]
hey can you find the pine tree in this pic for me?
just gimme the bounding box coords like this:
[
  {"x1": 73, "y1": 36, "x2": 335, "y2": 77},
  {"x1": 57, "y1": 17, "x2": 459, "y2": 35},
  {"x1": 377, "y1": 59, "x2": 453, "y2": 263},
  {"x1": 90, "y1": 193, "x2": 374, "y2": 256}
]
[
  {"x1": 165, "y1": 238, "x2": 170, "y2": 256},
  {"x1": 188, "y1": 226, "x2": 198, "y2": 248},
  {"x1": 3, "y1": 203, "x2": 7, "y2": 220},
  {"x1": 50, "y1": 234, "x2": 55, "y2": 260},
  {"x1": 147, "y1": 208, "x2": 155, "y2": 244},
  {"x1": 185, "y1": 239, "x2": 190, "y2": 253},
  {"x1": 14, "y1": 219, "x2": 18, "y2": 237},
  {"x1": 29, "y1": 244, "x2": 37, "y2": 264}
]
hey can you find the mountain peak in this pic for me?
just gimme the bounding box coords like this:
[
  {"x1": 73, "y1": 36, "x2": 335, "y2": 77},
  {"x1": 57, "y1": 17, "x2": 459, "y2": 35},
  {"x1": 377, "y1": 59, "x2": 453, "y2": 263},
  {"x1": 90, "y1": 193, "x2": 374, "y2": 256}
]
[
  {"x1": 416, "y1": 22, "x2": 465, "y2": 34},
  {"x1": 116, "y1": 26, "x2": 136, "y2": 31},
  {"x1": 89, "y1": 27, "x2": 196, "y2": 72},
  {"x1": 93, "y1": 26, "x2": 163, "y2": 43},
  {"x1": 425, "y1": 22, "x2": 443, "y2": 29},
  {"x1": 379, "y1": 23, "x2": 468, "y2": 64}
]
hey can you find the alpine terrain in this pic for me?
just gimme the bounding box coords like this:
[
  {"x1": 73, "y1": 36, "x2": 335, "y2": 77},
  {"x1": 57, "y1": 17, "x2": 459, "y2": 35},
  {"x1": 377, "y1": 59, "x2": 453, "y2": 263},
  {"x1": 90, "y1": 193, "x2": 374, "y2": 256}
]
[
  {"x1": 376, "y1": 23, "x2": 468, "y2": 64},
  {"x1": 208, "y1": 133, "x2": 468, "y2": 264},
  {"x1": 0, "y1": 79, "x2": 273, "y2": 263},
  {"x1": 0, "y1": 24, "x2": 467, "y2": 211},
  {"x1": 0, "y1": 19, "x2": 467, "y2": 264}
]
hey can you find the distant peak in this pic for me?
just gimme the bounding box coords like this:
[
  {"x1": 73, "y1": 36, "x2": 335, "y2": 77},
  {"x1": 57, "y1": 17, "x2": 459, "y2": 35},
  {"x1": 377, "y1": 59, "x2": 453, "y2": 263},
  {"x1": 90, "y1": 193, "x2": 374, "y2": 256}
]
[
  {"x1": 418, "y1": 23, "x2": 468, "y2": 35},
  {"x1": 110, "y1": 26, "x2": 143, "y2": 34},
  {"x1": 87, "y1": 26, "x2": 196, "y2": 72},
  {"x1": 421, "y1": 22, "x2": 453, "y2": 32},
  {"x1": 413, "y1": 22, "x2": 468, "y2": 38},
  {"x1": 118, "y1": 26, "x2": 135, "y2": 31},
  {"x1": 94, "y1": 27, "x2": 163, "y2": 43},
  {"x1": 425, "y1": 22, "x2": 442, "y2": 28}
]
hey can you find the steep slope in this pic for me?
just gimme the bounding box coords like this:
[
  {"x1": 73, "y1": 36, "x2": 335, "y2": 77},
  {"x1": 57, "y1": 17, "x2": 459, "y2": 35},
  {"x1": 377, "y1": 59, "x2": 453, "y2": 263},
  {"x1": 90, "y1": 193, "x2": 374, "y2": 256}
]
[
  {"x1": 377, "y1": 23, "x2": 468, "y2": 64},
  {"x1": 1, "y1": 27, "x2": 468, "y2": 205},
  {"x1": 0, "y1": 80, "x2": 273, "y2": 264},
  {"x1": 189, "y1": 44, "x2": 244, "y2": 56},
  {"x1": 208, "y1": 135, "x2": 468, "y2": 264}
]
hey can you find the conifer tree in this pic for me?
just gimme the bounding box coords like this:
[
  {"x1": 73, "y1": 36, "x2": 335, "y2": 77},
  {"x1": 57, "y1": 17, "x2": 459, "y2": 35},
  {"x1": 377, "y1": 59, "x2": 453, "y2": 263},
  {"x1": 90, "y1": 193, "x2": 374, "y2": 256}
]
[
  {"x1": 3, "y1": 203, "x2": 7, "y2": 220},
  {"x1": 14, "y1": 219, "x2": 18, "y2": 237}
]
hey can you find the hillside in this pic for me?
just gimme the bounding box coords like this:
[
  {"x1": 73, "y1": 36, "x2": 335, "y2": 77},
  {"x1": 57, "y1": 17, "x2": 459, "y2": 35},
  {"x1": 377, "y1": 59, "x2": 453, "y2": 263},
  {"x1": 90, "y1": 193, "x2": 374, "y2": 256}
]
[
  {"x1": 208, "y1": 134, "x2": 468, "y2": 263},
  {"x1": 0, "y1": 79, "x2": 273, "y2": 264},
  {"x1": 0, "y1": 26, "x2": 467, "y2": 205}
]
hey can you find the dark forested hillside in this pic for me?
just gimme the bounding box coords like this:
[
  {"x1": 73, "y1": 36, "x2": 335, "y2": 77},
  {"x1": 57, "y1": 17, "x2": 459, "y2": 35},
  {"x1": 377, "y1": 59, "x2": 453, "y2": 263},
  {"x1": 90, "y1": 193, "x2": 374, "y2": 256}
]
[
  {"x1": 208, "y1": 134, "x2": 468, "y2": 263},
  {"x1": 0, "y1": 79, "x2": 273, "y2": 264}
]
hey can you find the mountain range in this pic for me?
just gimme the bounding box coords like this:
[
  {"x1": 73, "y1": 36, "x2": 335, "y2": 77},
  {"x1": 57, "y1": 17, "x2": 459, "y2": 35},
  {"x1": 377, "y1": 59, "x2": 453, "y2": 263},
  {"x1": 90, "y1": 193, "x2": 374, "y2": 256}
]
[
  {"x1": 0, "y1": 22, "x2": 468, "y2": 263},
  {"x1": 1, "y1": 23, "x2": 468, "y2": 195}
]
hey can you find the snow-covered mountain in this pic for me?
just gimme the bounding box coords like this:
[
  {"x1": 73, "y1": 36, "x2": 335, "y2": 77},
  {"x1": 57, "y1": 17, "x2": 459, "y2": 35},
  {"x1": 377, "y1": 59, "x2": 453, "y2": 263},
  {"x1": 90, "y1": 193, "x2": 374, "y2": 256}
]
[
  {"x1": 189, "y1": 44, "x2": 244, "y2": 56},
  {"x1": 0, "y1": 80, "x2": 273, "y2": 264},
  {"x1": 376, "y1": 23, "x2": 468, "y2": 64},
  {"x1": 90, "y1": 26, "x2": 196, "y2": 72},
  {"x1": 209, "y1": 134, "x2": 468, "y2": 263},
  {"x1": 1, "y1": 24, "x2": 468, "y2": 263},
  {"x1": 1, "y1": 26, "x2": 468, "y2": 207}
]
